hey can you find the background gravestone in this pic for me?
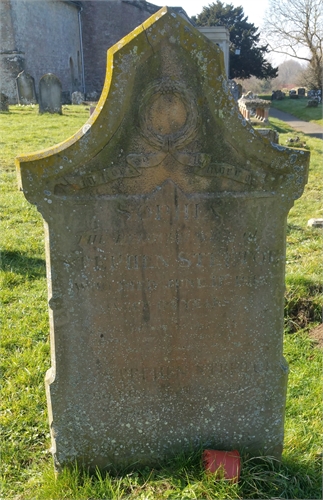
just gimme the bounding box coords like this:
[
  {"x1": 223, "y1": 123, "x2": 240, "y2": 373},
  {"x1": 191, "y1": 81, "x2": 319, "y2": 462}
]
[
  {"x1": 16, "y1": 71, "x2": 37, "y2": 104},
  {"x1": 17, "y1": 8, "x2": 310, "y2": 471},
  {"x1": 228, "y1": 80, "x2": 240, "y2": 100},
  {"x1": 72, "y1": 91, "x2": 84, "y2": 104},
  {"x1": 0, "y1": 92, "x2": 9, "y2": 112},
  {"x1": 39, "y1": 73, "x2": 62, "y2": 114}
]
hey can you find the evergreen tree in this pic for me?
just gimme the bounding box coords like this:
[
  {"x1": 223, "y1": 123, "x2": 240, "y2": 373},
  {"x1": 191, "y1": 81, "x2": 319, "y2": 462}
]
[{"x1": 192, "y1": 2, "x2": 278, "y2": 80}]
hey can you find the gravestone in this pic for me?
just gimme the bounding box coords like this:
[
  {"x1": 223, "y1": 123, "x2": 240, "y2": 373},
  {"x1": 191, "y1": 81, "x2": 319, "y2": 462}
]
[
  {"x1": 256, "y1": 128, "x2": 279, "y2": 144},
  {"x1": 272, "y1": 90, "x2": 285, "y2": 100},
  {"x1": 228, "y1": 80, "x2": 242, "y2": 101},
  {"x1": 39, "y1": 73, "x2": 62, "y2": 114},
  {"x1": 16, "y1": 71, "x2": 37, "y2": 104},
  {"x1": 297, "y1": 87, "x2": 305, "y2": 97},
  {"x1": 16, "y1": 8, "x2": 310, "y2": 471},
  {"x1": 0, "y1": 92, "x2": 9, "y2": 112},
  {"x1": 307, "y1": 99, "x2": 319, "y2": 108},
  {"x1": 72, "y1": 91, "x2": 84, "y2": 105}
]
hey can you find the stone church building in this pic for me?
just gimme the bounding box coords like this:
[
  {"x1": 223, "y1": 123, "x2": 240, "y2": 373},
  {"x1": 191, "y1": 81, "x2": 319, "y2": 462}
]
[{"x1": 0, "y1": 0, "x2": 229, "y2": 103}]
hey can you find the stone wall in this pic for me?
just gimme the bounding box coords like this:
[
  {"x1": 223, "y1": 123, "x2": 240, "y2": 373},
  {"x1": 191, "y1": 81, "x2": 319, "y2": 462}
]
[
  {"x1": 0, "y1": 0, "x2": 225, "y2": 102},
  {"x1": 81, "y1": 0, "x2": 160, "y2": 95},
  {"x1": 0, "y1": 0, "x2": 82, "y2": 103},
  {"x1": 0, "y1": 0, "x2": 25, "y2": 102}
]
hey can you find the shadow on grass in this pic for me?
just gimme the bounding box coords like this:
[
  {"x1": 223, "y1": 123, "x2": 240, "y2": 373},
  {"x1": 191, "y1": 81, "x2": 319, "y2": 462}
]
[
  {"x1": 307, "y1": 132, "x2": 323, "y2": 139},
  {"x1": 1, "y1": 249, "x2": 46, "y2": 279},
  {"x1": 286, "y1": 223, "x2": 303, "y2": 233},
  {"x1": 269, "y1": 121, "x2": 295, "y2": 134}
]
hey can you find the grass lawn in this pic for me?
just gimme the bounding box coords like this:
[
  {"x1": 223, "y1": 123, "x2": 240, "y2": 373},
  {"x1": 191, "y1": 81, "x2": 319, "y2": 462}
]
[
  {"x1": 1, "y1": 105, "x2": 322, "y2": 499},
  {"x1": 261, "y1": 95, "x2": 323, "y2": 126}
]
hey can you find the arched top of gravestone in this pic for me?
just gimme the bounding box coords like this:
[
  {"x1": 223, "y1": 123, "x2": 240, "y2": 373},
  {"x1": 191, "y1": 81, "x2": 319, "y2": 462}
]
[
  {"x1": 39, "y1": 73, "x2": 62, "y2": 115},
  {"x1": 16, "y1": 71, "x2": 37, "y2": 105},
  {"x1": 17, "y1": 7, "x2": 309, "y2": 209}
]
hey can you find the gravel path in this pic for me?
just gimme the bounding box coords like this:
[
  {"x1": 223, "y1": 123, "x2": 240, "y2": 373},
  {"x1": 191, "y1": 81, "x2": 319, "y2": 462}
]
[{"x1": 269, "y1": 108, "x2": 323, "y2": 139}]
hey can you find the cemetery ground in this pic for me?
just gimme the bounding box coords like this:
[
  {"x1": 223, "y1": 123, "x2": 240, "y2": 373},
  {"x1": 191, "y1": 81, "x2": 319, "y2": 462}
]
[
  {"x1": 264, "y1": 96, "x2": 323, "y2": 126},
  {"x1": 1, "y1": 105, "x2": 322, "y2": 499}
]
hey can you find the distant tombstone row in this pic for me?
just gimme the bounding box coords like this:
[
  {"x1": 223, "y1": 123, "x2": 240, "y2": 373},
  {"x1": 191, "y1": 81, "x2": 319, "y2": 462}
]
[
  {"x1": 15, "y1": 71, "x2": 62, "y2": 114},
  {"x1": 14, "y1": 72, "x2": 95, "y2": 113},
  {"x1": 272, "y1": 88, "x2": 308, "y2": 101}
]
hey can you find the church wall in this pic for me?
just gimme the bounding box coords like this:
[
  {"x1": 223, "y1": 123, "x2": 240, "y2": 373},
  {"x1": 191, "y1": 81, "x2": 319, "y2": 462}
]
[
  {"x1": 1, "y1": 0, "x2": 82, "y2": 103},
  {"x1": 81, "y1": 0, "x2": 159, "y2": 95},
  {"x1": 0, "y1": 0, "x2": 25, "y2": 102},
  {"x1": 0, "y1": 0, "x2": 212, "y2": 104}
]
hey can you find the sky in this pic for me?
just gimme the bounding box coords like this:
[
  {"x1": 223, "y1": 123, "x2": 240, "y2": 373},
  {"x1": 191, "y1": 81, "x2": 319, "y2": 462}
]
[
  {"x1": 154, "y1": 0, "x2": 293, "y2": 65},
  {"x1": 154, "y1": 0, "x2": 270, "y2": 29}
]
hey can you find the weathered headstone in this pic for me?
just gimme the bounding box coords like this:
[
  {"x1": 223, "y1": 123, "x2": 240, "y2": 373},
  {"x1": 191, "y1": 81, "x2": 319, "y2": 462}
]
[
  {"x1": 307, "y1": 99, "x2": 319, "y2": 108},
  {"x1": 16, "y1": 71, "x2": 37, "y2": 104},
  {"x1": 39, "y1": 73, "x2": 62, "y2": 114},
  {"x1": 228, "y1": 80, "x2": 241, "y2": 101},
  {"x1": 289, "y1": 90, "x2": 298, "y2": 99},
  {"x1": 86, "y1": 90, "x2": 100, "y2": 102},
  {"x1": 297, "y1": 87, "x2": 305, "y2": 97},
  {"x1": 72, "y1": 91, "x2": 84, "y2": 105},
  {"x1": 16, "y1": 8, "x2": 310, "y2": 471},
  {"x1": 272, "y1": 90, "x2": 285, "y2": 100},
  {"x1": 0, "y1": 92, "x2": 9, "y2": 112},
  {"x1": 256, "y1": 128, "x2": 279, "y2": 144}
]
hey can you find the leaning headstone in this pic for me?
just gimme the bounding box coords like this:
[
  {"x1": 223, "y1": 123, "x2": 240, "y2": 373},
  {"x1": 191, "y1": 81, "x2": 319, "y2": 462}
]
[
  {"x1": 16, "y1": 71, "x2": 37, "y2": 105},
  {"x1": 39, "y1": 73, "x2": 62, "y2": 114},
  {"x1": 17, "y1": 8, "x2": 310, "y2": 471},
  {"x1": 0, "y1": 92, "x2": 9, "y2": 112},
  {"x1": 72, "y1": 91, "x2": 85, "y2": 105}
]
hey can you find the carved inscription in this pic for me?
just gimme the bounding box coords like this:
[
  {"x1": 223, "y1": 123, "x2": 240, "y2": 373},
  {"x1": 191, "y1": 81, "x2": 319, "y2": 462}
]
[
  {"x1": 69, "y1": 193, "x2": 283, "y2": 344},
  {"x1": 117, "y1": 360, "x2": 270, "y2": 385}
]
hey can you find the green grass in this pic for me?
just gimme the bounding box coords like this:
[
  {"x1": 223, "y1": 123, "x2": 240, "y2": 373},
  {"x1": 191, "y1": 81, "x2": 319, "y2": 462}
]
[
  {"x1": 1, "y1": 106, "x2": 322, "y2": 499},
  {"x1": 264, "y1": 95, "x2": 323, "y2": 126},
  {"x1": 0, "y1": 104, "x2": 92, "y2": 169}
]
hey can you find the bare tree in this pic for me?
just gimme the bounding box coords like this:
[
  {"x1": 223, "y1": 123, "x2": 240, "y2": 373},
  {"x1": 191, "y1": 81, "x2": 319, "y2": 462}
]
[
  {"x1": 263, "y1": 0, "x2": 323, "y2": 89},
  {"x1": 273, "y1": 60, "x2": 304, "y2": 89}
]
